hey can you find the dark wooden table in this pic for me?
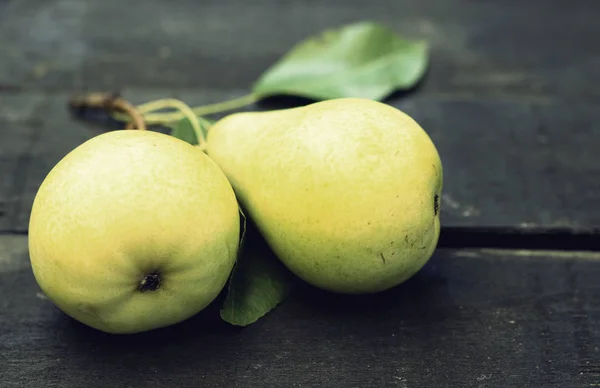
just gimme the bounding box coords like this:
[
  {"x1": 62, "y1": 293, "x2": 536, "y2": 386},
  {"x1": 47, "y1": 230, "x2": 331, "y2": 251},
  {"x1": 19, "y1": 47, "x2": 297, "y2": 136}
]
[{"x1": 1, "y1": 1, "x2": 599, "y2": 387}]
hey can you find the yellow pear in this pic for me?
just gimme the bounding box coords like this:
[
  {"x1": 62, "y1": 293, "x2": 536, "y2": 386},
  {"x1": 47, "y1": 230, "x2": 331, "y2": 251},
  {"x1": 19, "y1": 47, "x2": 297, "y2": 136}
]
[
  {"x1": 28, "y1": 130, "x2": 240, "y2": 334},
  {"x1": 205, "y1": 98, "x2": 442, "y2": 294}
]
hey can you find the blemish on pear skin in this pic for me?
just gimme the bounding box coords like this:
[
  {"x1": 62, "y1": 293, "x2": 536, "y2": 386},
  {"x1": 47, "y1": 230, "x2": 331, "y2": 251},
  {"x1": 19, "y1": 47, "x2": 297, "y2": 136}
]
[
  {"x1": 78, "y1": 302, "x2": 101, "y2": 320},
  {"x1": 380, "y1": 253, "x2": 386, "y2": 264},
  {"x1": 434, "y1": 194, "x2": 440, "y2": 216}
]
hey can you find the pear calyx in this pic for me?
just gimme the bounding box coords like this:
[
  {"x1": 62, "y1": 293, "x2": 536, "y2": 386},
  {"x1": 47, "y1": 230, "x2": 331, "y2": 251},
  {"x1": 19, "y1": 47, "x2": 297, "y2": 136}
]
[{"x1": 138, "y1": 272, "x2": 161, "y2": 292}]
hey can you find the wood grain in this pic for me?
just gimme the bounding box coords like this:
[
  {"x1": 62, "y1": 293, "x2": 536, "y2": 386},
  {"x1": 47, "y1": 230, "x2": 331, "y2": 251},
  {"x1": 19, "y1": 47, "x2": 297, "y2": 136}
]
[
  {"x1": 1, "y1": 1, "x2": 599, "y2": 232},
  {"x1": 1, "y1": 91, "x2": 599, "y2": 232},
  {"x1": 1, "y1": 1, "x2": 600, "y2": 386},
  {"x1": 0, "y1": 0, "x2": 598, "y2": 98},
  {"x1": 1, "y1": 235, "x2": 599, "y2": 387}
]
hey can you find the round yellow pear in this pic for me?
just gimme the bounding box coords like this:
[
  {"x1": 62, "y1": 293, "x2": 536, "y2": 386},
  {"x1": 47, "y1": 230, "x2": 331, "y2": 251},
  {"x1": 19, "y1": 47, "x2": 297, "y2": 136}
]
[
  {"x1": 206, "y1": 98, "x2": 442, "y2": 294},
  {"x1": 28, "y1": 130, "x2": 240, "y2": 334}
]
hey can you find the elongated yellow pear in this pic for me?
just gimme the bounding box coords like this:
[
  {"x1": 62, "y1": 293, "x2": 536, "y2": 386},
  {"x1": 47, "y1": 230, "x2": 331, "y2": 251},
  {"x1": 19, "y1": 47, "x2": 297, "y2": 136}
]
[
  {"x1": 205, "y1": 98, "x2": 442, "y2": 294},
  {"x1": 29, "y1": 130, "x2": 240, "y2": 333}
]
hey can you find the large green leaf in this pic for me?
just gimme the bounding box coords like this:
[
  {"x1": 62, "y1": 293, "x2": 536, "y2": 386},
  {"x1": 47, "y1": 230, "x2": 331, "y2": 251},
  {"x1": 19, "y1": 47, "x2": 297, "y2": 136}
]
[
  {"x1": 252, "y1": 21, "x2": 430, "y2": 101},
  {"x1": 220, "y1": 220, "x2": 296, "y2": 327}
]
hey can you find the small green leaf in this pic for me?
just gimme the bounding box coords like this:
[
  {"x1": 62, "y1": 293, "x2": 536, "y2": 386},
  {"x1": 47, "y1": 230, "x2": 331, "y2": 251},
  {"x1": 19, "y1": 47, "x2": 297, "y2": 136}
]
[
  {"x1": 220, "y1": 221, "x2": 296, "y2": 327},
  {"x1": 252, "y1": 21, "x2": 430, "y2": 101},
  {"x1": 171, "y1": 118, "x2": 198, "y2": 145},
  {"x1": 170, "y1": 117, "x2": 215, "y2": 145}
]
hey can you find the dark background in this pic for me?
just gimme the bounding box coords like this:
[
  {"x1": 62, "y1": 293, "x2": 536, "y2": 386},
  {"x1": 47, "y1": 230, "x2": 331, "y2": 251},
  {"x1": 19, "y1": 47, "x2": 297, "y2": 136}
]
[{"x1": 1, "y1": 1, "x2": 599, "y2": 387}]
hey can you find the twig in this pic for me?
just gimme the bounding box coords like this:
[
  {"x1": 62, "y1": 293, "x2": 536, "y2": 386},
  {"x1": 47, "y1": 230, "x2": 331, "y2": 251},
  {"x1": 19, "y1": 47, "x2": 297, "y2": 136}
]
[{"x1": 68, "y1": 92, "x2": 147, "y2": 131}]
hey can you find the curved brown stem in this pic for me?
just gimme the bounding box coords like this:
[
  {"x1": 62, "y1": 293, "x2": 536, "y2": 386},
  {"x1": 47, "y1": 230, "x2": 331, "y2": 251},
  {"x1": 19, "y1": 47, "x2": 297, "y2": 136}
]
[{"x1": 68, "y1": 92, "x2": 147, "y2": 131}]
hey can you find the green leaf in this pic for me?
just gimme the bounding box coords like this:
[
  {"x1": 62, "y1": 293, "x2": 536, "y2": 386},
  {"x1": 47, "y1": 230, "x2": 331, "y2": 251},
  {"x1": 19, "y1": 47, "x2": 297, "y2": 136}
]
[
  {"x1": 170, "y1": 117, "x2": 215, "y2": 145},
  {"x1": 220, "y1": 220, "x2": 296, "y2": 327},
  {"x1": 171, "y1": 118, "x2": 198, "y2": 145},
  {"x1": 252, "y1": 21, "x2": 430, "y2": 101}
]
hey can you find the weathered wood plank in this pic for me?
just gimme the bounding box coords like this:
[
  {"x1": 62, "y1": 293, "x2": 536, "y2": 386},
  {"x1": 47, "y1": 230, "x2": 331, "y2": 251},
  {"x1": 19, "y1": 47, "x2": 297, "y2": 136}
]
[
  {"x1": 1, "y1": 91, "x2": 599, "y2": 232},
  {"x1": 1, "y1": 235, "x2": 599, "y2": 387},
  {"x1": 396, "y1": 95, "x2": 600, "y2": 229},
  {"x1": 0, "y1": 0, "x2": 598, "y2": 98},
  {"x1": 1, "y1": 0, "x2": 599, "y2": 232}
]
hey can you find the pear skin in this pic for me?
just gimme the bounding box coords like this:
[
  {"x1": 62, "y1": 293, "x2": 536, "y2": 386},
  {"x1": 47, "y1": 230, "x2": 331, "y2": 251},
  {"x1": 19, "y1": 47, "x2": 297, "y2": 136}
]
[
  {"x1": 29, "y1": 130, "x2": 240, "y2": 333},
  {"x1": 206, "y1": 98, "x2": 442, "y2": 294}
]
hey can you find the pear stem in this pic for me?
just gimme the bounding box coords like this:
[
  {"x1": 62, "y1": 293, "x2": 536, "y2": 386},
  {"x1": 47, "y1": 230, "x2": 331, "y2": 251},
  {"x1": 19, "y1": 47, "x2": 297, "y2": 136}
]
[
  {"x1": 68, "y1": 92, "x2": 147, "y2": 131},
  {"x1": 131, "y1": 98, "x2": 208, "y2": 150},
  {"x1": 68, "y1": 92, "x2": 262, "y2": 142},
  {"x1": 138, "y1": 93, "x2": 259, "y2": 124}
]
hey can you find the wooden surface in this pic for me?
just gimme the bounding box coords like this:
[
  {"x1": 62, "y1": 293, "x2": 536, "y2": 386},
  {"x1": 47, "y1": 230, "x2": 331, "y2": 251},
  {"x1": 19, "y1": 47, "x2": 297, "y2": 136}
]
[
  {"x1": 2, "y1": 236, "x2": 600, "y2": 387},
  {"x1": 1, "y1": 0, "x2": 599, "y2": 387},
  {"x1": 1, "y1": 0, "x2": 599, "y2": 232}
]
